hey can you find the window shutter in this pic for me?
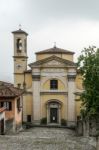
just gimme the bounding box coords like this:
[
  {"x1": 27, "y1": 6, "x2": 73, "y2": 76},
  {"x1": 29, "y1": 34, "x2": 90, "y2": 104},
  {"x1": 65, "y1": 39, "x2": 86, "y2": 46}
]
[
  {"x1": 9, "y1": 102, "x2": 12, "y2": 111},
  {"x1": 1, "y1": 102, "x2": 4, "y2": 107}
]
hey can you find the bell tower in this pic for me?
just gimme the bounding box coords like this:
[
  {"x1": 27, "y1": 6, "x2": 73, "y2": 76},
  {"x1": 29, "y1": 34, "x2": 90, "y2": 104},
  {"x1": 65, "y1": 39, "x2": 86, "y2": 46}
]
[{"x1": 12, "y1": 27, "x2": 28, "y2": 88}]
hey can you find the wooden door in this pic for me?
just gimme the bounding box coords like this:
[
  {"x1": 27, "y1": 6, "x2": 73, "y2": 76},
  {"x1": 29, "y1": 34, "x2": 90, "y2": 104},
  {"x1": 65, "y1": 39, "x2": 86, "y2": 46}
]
[
  {"x1": 50, "y1": 108, "x2": 58, "y2": 123},
  {"x1": 0, "y1": 119, "x2": 4, "y2": 135}
]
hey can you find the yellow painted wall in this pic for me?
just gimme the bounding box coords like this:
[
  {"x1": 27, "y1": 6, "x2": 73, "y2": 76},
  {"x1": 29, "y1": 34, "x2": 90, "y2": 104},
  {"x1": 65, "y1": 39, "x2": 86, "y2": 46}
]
[
  {"x1": 14, "y1": 73, "x2": 32, "y2": 89},
  {"x1": 40, "y1": 95, "x2": 67, "y2": 120},
  {"x1": 22, "y1": 93, "x2": 33, "y2": 122},
  {"x1": 14, "y1": 58, "x2": 27, "y2": 74},
  {"x1": 25, "y1": 94, "x2": 33, "y2": 115},
  {"x1": 25, "y1": 73, "x2": 32, "y2": 89},
  {"x1": 15, "y1": 97, "x2": 22, "y2": 124},
  {"x1": 75, "y1": 95, "x2": 82, "y2": 117},
  {"x1": 76, "y1": 74, "x2": 83, "y2": 90},
  {"x1": 14, "y1": 74, "x2": 24, "y2": 88},
  {"x1": 42, "y1": 79, "x2": 65, "y2": 90},
  {"x1": 4, "y1": 100, "x2": 15, "y2": 120},
  {"x1": 36, "y1": 53, "x2": 73, "y2": 61},
  {"x1": 75, "y1": 73, "x2": 83, "y2": 117}
]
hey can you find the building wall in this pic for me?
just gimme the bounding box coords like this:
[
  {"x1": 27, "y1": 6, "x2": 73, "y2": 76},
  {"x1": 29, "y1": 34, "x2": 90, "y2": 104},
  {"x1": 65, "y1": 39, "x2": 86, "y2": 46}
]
[
  {"x1": 40, "y1": 95, "x2": 67, "y2": 120},
  {"x1": 36, "y1": 53, "x2": 73, "y2": 61},
  {"x1": 25, "y1": 73, "x2": 32, "y2": 89},
  {"x1": 14, "y1": 74, "x2": 24, "y2": 88},
  {"x1": 0, "y1": 111, "x2": 5, "y2": 134},
  {"x1": 5, "y1": 100, "x2": 15, "y2": 120},
  {"x1": 22, "y1": 93, "x2": 33, "y2": 122},
  {"x1": 12, "y1": 30, "x2": 83, "y2": 125},
  {"x1": 75, "y1": 99, "x2": 82, "y2": 117},
  {"x1": 42, "y1": 78, "x2": 65, "y2": 90},
  {"x1": 21, "y1": 70, "x2": 83, "y2": 124},
  {"x1": 75, "y1": 73, "x2": 83, "y2": 118},
  {"x1": 14, "y1": 58, "x2": 27, "y2": 74},
  {"x1": 76, "y1": 74, "x2": 83, "y2": 90},
  {"x1": 0, "y1": 111, "x2": 5, "y2": 121},
  {"x1": 14, "y1": 97, "x2": 22, "y2": 127}
]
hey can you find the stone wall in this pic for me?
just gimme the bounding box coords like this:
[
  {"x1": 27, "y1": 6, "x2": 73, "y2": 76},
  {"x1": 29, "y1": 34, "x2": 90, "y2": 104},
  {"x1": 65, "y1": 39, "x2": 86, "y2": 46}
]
[
  {"x1": 76, "y1": 116, "x2": 99, "y2": 137},
  {"x1": 5, "y1": 119, "x2": 13, "y2": 134}
]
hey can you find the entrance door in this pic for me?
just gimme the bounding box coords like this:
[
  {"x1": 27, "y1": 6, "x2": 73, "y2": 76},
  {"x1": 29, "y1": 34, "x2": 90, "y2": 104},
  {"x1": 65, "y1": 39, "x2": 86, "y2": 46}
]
[
  {"x1": 0, "y1": 119, "x2": 4, "y2": 135},
  {"x1": 50, "y1": 108, "x2": 58, "y2": 123}
]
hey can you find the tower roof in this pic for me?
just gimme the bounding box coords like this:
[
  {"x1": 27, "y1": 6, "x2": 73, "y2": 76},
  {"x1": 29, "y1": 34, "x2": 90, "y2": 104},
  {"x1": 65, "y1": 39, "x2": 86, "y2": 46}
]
[
  {"x1": 36, "y1": 46, "x2": 74, "y2": 54},
  {"x1": 12, "y1": 29, "x2": 28, "y2": 36}
]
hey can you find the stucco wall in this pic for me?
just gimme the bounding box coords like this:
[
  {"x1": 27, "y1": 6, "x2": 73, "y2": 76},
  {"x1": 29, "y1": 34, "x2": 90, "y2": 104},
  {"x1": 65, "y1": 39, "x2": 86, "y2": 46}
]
[
  {"x1": 23, "y1": 94, "x2": 33, "y2": 122},
  {"x1": 42, "y1": 79, "x2": 66, "y2": 90},
  {"x1": 36, "y1": 53, "x2": 73, "y2": 61},
  {"x1": 5, "y1": 100, "x2": 15, "y2": 120},
  {"x1": 40, "y1": 95, "x2": 67, "y2": 120},
  {"x1": 0, "y1": 111, "x2": 5, "y2": 121},
  {"x1": 76, "y1": 74, "x2": 83, "y2": 90}
]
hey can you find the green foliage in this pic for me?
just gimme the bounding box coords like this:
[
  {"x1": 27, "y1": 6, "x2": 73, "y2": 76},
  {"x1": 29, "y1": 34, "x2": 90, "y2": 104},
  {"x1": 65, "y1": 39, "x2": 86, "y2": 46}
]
[
  {"x1": 77, "y1": 46, "x2": 99, "y2": 117},
  {"x1": 40, "y1": 117, "x2": 47, "y2": 124},
  {"x1": 61, "y1": 119, "x2": 67, "y2": 126}
]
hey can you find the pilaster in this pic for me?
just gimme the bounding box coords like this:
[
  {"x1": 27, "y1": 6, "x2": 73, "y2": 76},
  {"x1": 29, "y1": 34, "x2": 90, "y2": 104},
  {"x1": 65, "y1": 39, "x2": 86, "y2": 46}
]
[
  {"x1": 32, "y1": 74, "x2": 41, "y2": 124},
  {"x1": 67, "y1": 70, "x2": 76, "y2": 127}
]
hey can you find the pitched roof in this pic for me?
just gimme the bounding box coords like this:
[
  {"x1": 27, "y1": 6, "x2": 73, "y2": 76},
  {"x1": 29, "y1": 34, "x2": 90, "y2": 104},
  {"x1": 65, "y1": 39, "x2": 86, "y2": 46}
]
[
  {"x1": 0, "y1": 81, "x2": 24, "y2": 98},
  {"x1": 29, "y1": 55, "x2": 76, "y2": 67},
  {"x1": 36, "y1": 46, "x2": 74, "y2": 54},
  {"x1": 12, "y1": 29, "x2": 28, "y2": 36},
  {"x1": 0, "y1": 81, "x2": 13, "y2": 87}
]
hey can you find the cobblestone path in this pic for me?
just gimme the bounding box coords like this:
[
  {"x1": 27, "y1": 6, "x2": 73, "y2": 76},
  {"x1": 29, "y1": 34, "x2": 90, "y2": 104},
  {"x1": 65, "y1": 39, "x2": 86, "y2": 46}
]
[{"x1": 0, "y1": 127, "x2": 96, "y2": 150}]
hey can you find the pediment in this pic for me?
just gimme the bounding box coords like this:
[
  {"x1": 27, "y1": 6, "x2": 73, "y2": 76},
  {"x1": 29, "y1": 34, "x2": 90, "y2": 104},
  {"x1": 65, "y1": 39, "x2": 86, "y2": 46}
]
[
  {"x1": 29, "y1": 55, "x2": 76, "y2": 68},
  {"x1": 42, "y1": 59, "x2": 64, "y2": 67}
]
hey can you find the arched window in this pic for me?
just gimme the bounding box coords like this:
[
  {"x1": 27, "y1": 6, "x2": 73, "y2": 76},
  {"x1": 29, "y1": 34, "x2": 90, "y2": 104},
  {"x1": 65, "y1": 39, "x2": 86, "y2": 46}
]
[{"x1": 50, "y1": 79, "x2": 58, "y2": 90}]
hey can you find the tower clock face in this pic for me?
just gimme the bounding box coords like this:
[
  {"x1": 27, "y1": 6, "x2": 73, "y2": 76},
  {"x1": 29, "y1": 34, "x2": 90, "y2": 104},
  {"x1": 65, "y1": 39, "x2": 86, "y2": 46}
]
[{"x1": 16, "y1": 64, "x2": 23, "y2": 70}]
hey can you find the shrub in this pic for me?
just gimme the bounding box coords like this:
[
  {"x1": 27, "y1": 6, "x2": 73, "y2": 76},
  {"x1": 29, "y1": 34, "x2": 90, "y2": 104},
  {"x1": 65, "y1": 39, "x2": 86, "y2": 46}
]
[
  {"x1": 61, "y1": 119, "x2": 67, "y2": 126},
  {"x1": 40, "y1": 117, "x2": 47, "y2": 124}
]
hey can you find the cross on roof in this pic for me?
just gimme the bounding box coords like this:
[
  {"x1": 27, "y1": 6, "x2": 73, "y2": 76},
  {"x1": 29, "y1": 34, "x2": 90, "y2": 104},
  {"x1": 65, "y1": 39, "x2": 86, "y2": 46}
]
[
  {"x1": 19, "y1": 24, "x2": 22, "y2": 30},
  {"x1": 54, "y1": 42, "x2": 56, "y2": 48}
]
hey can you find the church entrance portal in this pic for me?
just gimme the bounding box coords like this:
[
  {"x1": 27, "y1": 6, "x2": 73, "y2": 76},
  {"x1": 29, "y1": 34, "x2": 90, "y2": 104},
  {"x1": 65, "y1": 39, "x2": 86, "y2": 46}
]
[{"x1": 46, "y1": 100, "x2": 62, "y2": 124}]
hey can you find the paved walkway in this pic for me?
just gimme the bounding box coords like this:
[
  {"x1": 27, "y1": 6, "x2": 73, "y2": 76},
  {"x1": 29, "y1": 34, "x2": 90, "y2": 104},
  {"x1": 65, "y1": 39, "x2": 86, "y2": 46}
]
[{"x1": 0, "y1": 127, "x2": 96, "y2": 150}]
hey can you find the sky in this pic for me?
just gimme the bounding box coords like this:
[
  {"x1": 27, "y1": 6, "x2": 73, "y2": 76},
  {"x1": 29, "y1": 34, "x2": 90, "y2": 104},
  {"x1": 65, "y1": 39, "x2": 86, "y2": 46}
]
[{"x1": 0, "y1": 0, "x2": 99, "y2": 83}]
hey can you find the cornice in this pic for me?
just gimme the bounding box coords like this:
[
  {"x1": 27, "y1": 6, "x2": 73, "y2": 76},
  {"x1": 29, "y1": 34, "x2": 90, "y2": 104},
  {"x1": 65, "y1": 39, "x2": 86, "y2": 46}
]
[
  {"x1": 13, "y1": 56, "x2": 28, "y2": 59},
  {"x1": 40, "y1": 91, "x2": 68, "y2": 95}
]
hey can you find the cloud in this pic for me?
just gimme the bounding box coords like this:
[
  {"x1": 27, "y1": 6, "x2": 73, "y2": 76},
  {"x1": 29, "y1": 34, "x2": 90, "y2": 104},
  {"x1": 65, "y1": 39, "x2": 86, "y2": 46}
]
[
  {"x1": 22, "y1": 0, "x2": 99, "y2": 21},
  {"x1": 0, "y1": 0, "x2": 99, "y2": 82}
]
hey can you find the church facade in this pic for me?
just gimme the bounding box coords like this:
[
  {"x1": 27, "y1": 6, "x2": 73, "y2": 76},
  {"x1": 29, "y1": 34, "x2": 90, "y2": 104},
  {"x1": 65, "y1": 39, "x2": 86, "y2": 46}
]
[{"x1": 12, "y1": 28, "x2": 83, "y2": 126}]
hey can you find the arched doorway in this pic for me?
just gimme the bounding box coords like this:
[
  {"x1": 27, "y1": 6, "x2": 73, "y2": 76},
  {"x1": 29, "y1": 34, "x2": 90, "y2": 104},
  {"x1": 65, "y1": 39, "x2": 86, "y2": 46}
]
[{"x1": 46, "y1": 100, "x2": 62, "y2": 124}]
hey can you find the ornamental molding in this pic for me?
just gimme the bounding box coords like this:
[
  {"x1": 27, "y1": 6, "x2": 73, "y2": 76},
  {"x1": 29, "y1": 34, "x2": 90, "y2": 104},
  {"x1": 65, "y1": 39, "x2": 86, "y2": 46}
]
[
  {"x1": 32, "y1": 75, "x2": 40, "y2": 81},
  {"x1": 40, "y1": 91, "x2": 68, "y2": 95},
  {"x1": 41, "y1": 68, "x2": 66, "y2": 73},
  {"x1": 67, "y1": 74, "x2": 76, "y2": 81},
  {"x1": 43, "y1": 60, "x2": 62, "y2": 66}
]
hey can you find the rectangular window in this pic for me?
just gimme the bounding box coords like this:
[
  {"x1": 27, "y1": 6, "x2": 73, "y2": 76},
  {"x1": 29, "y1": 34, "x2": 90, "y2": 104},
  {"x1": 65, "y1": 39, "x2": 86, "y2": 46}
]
[
  {"x1": 0, "y1": 102, "x2": 4, "y2": 107},
  {"x1": 50, "y1": 80, "x2": 58, "y2": 90},
  {"x1": 27, "y1": 115, "x2": 31, "y2": 122},
  {"x1": 0, "y1": 102, "x2": 12, "y2": 111},
  {"x1": 17, "y1": 98, "x2": 21, "y2": 112}
]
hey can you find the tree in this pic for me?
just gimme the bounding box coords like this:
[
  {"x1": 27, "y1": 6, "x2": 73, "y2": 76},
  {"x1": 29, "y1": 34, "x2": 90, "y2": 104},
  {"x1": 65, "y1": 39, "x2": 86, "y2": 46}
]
[{"x1": 77, "y1": 46, "x2": 99, "y2": 117}]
